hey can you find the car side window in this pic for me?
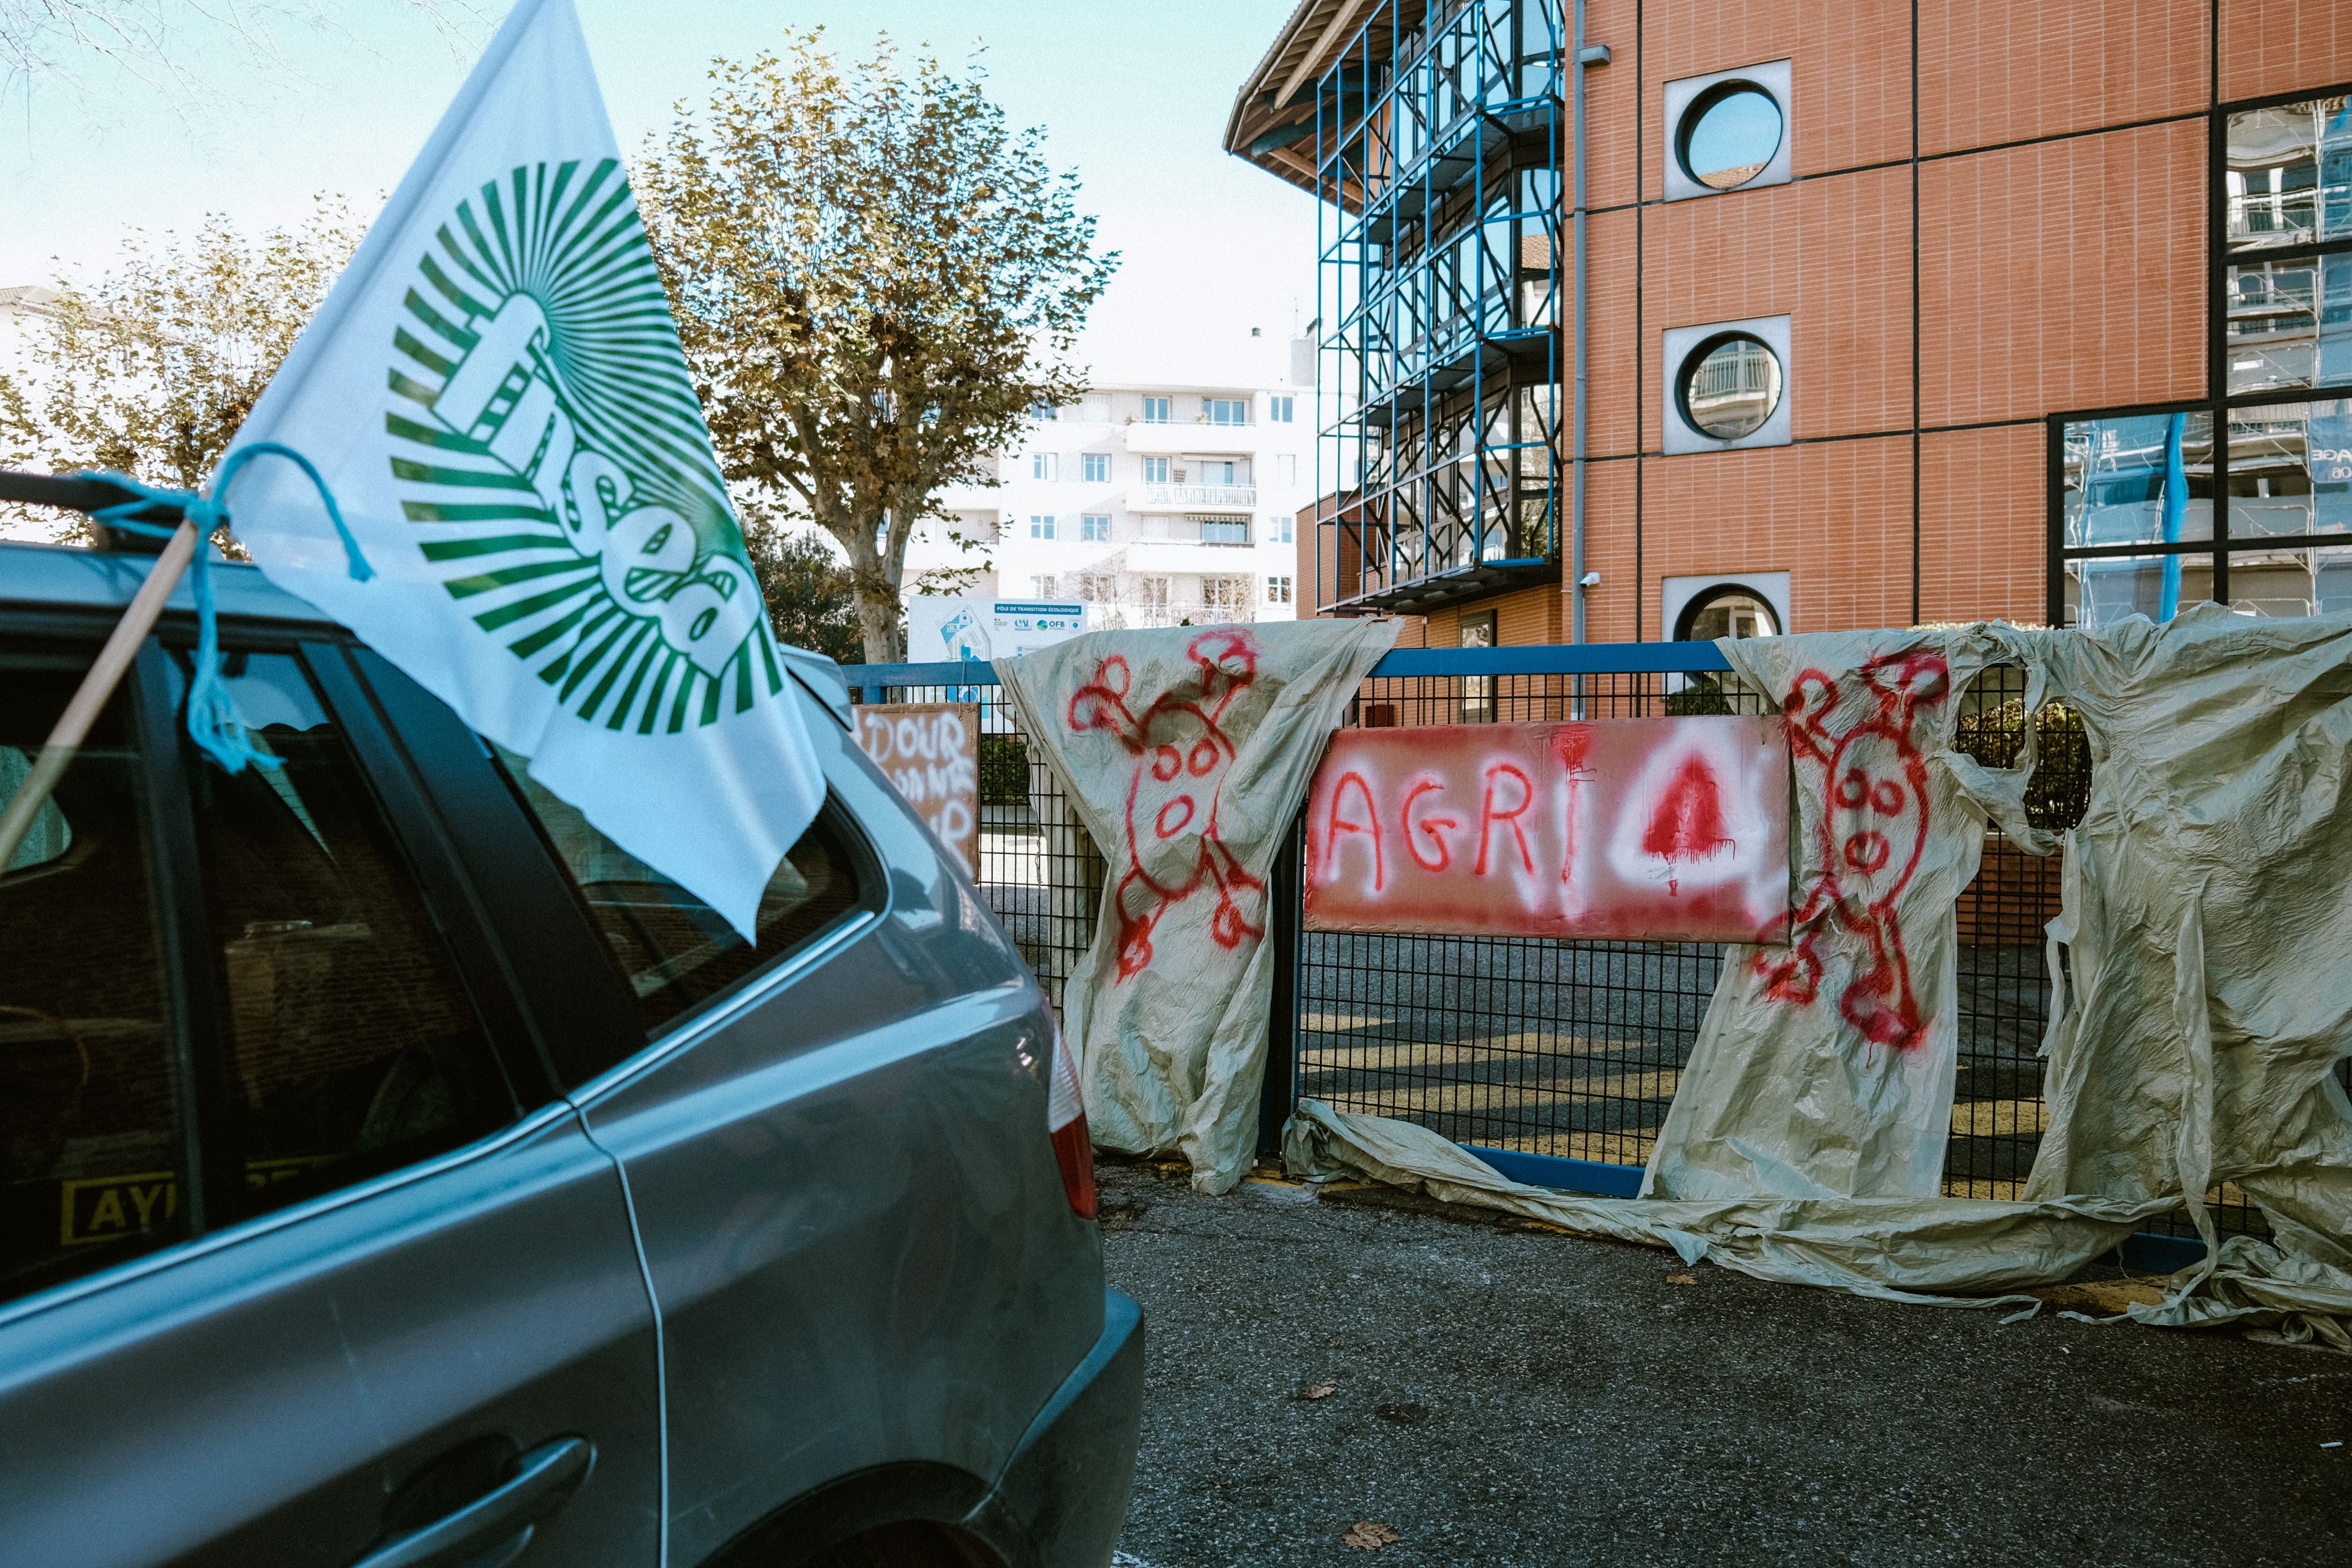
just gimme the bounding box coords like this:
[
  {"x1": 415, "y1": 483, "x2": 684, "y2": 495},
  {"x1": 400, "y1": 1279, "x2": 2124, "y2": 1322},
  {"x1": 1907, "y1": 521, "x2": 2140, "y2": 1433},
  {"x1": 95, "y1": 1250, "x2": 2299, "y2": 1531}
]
[
  {"x1": 491, "y1": 744, "x2": 867, "y2": 1039},
  {"x1": 182, "y1": 652, "x2": 519, "y2": 1224},
  {"x1": 1, "y1": 638, "x2": 187, "y2": 1303}
]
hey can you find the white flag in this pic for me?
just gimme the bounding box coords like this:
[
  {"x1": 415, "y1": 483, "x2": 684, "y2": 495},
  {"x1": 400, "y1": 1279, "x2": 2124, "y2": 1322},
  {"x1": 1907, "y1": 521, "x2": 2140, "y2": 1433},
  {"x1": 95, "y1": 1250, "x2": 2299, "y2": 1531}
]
[{"x1": 221, "y1": 0, "x2": 824, "y2": 940}]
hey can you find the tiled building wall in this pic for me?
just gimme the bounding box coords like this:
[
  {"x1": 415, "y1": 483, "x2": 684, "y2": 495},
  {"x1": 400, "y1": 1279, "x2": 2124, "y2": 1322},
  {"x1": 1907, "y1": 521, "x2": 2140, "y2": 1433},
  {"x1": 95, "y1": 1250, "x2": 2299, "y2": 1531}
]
[
  {"x1": 1546, "y1": 0, "x2": 2345, "y2": 642},
  {"x1": 1300, "y1": 0, "x2": 2348, "y2": 644},
  {"x1": 2220, "y1": 0, "x2": 2352, "y2": 103},
  {"x1": 1919, "y1": 121, "x2": 2207, "y2": 426}
]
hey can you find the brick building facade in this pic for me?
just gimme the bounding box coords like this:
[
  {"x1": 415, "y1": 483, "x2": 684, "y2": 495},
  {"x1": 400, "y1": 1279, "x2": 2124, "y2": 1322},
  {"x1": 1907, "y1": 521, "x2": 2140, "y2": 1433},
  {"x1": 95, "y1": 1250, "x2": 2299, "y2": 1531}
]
[{"x1": 1234, "y1": 0, "x2": 2352, "y2": 647}]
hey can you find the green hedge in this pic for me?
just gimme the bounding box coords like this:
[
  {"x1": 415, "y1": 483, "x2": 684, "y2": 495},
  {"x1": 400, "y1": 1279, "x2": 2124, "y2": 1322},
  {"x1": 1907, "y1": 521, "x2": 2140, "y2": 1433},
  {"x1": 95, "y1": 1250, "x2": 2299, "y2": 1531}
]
[
  {"x1": 979, "y1": 733, "x2": 1030, "y2": 806},
  {"x1": 1663, "y1": 677, "x2": 1735, "y2": 716}
]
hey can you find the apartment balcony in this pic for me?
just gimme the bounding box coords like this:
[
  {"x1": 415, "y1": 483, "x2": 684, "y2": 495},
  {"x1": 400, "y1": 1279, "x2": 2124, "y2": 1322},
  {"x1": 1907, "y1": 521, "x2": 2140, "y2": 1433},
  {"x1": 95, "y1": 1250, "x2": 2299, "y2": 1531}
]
[
  {"x1": 1128, "y1": 484, "x2": 1259, "y2": 511},
  {"x1": 1124, "y1": 421, "x2": 1260, "y2": 456},
  {"x1": 1121, "y1": 538, "x2": 1265, "y2": 575}
]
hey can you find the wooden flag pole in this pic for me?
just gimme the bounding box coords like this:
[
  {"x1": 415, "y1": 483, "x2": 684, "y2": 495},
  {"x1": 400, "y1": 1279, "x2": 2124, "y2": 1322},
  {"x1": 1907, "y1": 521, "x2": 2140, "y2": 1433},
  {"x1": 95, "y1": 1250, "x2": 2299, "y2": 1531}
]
[
  {"x1": 0, "y1": 450, "x2": 366, "y2": 873},
  {"x1": 0, "y1": 518, "x2": 200, "y2": 875}
]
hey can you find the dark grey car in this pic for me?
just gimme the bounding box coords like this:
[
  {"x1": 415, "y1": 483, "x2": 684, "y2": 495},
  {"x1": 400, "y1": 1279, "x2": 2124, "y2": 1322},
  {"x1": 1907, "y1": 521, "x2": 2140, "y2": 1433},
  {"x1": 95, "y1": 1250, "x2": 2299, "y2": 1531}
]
[{"x1": 0, "y1": 539, "x2": 1142, "y2": 1568}]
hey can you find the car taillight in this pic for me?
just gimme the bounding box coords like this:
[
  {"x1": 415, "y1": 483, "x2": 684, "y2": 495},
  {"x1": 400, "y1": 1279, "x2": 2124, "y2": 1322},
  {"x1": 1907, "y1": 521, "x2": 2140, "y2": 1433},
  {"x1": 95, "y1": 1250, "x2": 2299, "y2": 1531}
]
[{"x1": 1046, "y1": 1019, "x2": 1097, "y2": 1220}]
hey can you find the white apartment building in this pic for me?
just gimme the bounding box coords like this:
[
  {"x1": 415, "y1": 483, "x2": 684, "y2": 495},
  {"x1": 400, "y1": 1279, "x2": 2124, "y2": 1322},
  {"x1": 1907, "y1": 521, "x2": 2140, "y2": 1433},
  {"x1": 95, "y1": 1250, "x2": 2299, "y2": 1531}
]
[{"x1": 910, "y1": 355, "x2": 1315, "y2": 628}]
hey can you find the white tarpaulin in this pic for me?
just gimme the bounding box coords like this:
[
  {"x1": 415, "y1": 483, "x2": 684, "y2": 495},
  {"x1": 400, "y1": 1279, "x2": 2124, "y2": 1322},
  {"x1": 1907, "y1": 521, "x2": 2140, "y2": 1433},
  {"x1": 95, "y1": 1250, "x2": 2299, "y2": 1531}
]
[
  {"x1": 2011, "y1": 605, "x2": 2352, "y2": 1332},
  {"x1": 1645, "y1": 626, "x2": 2051, "y2": 1201},
  {"x1": 1286, "y1": 608, "x2": 2352, "y2": 1336},
  {"x1": 220, "y1": 0, "x2": 823, "y2": 939},
  {"x1": 999, "y1": 620, "x2": 1398, "y2": 1193}
]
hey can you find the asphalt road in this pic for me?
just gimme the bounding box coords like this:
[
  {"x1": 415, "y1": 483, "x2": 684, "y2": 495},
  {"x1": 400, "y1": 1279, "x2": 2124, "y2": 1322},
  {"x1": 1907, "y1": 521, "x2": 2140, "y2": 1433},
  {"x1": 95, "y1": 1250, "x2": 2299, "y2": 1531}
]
[{"x1": 1098, "y1": 1159, "x2": 2352, "y2": 1568}]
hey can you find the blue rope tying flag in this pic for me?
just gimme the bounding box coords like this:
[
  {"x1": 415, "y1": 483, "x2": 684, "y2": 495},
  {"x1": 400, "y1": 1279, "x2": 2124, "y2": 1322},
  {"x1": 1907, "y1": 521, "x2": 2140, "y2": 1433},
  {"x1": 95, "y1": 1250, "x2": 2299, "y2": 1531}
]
[{"x1": 80, "y1": 442, "x2": 371, "y2": 773}]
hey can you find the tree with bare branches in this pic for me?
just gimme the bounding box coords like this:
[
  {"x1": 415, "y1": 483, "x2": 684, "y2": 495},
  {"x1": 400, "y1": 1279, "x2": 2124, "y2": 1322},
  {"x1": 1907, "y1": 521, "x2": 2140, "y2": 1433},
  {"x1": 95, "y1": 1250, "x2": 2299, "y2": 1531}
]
[
  {"x1": 0, "y1": 0, "x2": 475, "y2": 87},
  {"x1": 636, "y1": 32, "x2": 1117, "y2": 664}
]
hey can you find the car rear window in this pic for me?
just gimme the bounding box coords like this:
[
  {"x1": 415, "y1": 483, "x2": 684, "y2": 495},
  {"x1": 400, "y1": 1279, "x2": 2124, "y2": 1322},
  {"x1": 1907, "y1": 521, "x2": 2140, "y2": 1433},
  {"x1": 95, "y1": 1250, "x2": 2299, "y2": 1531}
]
[
  {"x1": 0, "y1": 639, "x2": 187, "y2": 1301},
  {"x1": 491, "y1": 743, "x2": 867, "y2": 1041},
  {"x1": 180, "y1": 652, "x2": 518, "y2": 1223}
]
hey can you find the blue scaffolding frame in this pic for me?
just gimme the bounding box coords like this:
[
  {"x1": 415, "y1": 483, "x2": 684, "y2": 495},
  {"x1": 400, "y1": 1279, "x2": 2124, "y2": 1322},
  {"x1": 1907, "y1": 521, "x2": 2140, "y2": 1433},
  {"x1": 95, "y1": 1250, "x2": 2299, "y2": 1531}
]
[{"x1": 1312, "y1": 0, "x2": 1566, "y2": 618}]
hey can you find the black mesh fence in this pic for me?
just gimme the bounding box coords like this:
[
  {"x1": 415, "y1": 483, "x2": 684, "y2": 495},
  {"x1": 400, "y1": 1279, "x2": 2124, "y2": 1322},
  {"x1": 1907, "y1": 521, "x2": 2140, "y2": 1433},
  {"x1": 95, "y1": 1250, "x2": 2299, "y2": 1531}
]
[
  {"x1": 864, "y1": 659, "x2": 2340, "y2": 1245},
  {"x1": 1298, "y1": 670, "x2": 1768, "y2": 1179},
  {"x1": 843, "y1": 676, "x2": 1104, "y2": 1015}
]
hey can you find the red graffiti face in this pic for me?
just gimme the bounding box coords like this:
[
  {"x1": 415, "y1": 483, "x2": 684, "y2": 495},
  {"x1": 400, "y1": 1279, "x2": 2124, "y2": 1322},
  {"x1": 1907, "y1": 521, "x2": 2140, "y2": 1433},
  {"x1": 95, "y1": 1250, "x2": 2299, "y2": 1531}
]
[
  {"x1": 1753, "y1": 650, "x2": 1948, "y2": 1054},
  {"x1": 1066, "y1": 629, "x2": 1268, "y2": 980}
]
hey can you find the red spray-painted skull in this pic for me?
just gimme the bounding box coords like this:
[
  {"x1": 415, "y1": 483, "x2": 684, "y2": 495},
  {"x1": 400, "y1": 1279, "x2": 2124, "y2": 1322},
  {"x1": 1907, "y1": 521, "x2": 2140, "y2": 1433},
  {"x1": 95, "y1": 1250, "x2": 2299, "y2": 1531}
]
[
  {"x1": 1754, "y1": 650, "x2": 1949, "y2": 1054},
  {"x1": 1067, "y1": 630, "x2": 1267, "y2": 979}
]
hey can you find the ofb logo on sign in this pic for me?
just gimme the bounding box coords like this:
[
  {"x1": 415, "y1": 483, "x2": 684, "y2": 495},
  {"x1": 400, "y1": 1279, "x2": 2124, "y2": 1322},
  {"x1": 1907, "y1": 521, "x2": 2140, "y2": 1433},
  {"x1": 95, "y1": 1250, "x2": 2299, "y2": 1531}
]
[
  {"x1": 388, "y1": 159, "x2": 762, "y2": 730},
  {"x1": 219, "y1": 0, "x2": 825, "y2": 938}
]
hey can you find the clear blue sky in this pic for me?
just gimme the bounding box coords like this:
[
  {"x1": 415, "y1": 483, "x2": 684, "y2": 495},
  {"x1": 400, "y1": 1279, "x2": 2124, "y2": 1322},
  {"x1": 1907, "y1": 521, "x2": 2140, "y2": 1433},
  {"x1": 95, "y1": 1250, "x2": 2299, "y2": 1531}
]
[{"x1": 0, "y1": 0, "x2": 1317, "y2": 382}]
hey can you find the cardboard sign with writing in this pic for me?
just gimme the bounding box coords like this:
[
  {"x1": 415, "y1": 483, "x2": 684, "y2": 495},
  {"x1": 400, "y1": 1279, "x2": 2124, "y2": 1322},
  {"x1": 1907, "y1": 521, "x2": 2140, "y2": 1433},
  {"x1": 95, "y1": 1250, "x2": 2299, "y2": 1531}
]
[
  {"x1": 852, "y1": 703, "x2": 982, "y2": 876},
  {"x1": 1304, "y1": 716, "x2": 1791, "y2": 942}
]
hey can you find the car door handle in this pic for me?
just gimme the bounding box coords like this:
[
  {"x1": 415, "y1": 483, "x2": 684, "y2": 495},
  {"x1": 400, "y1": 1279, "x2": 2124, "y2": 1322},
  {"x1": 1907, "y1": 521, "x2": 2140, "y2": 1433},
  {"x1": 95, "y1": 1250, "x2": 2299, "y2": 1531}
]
[{"x1": 352, "y1": 1437, "x2": 596, "y2": 1568}]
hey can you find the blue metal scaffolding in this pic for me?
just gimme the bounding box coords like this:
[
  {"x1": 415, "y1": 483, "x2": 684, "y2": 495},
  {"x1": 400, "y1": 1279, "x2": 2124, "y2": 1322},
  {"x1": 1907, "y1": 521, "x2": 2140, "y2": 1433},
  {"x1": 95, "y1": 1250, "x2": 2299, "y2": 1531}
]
[{"x1": 1312, "y1": 0, "x2": 1566, "y2": 617}]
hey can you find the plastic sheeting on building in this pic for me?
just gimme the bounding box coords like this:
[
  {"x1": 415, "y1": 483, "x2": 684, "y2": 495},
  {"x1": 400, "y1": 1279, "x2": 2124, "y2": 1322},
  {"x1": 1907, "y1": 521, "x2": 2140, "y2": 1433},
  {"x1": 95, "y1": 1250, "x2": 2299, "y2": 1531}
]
[
  {"x1": 998, "y1": 618, "x2": 1398, "y2": 1194},
  {"x1": 1285, "y1": 607, "x2": 2352, "y2": 1340}
]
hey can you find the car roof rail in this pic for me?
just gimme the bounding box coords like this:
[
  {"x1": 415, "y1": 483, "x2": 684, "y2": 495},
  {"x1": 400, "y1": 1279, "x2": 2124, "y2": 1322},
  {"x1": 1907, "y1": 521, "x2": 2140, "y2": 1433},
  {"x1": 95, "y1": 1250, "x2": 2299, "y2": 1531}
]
[{"x1": 0, "y1": 469, "x2": 189, "y2": 553}]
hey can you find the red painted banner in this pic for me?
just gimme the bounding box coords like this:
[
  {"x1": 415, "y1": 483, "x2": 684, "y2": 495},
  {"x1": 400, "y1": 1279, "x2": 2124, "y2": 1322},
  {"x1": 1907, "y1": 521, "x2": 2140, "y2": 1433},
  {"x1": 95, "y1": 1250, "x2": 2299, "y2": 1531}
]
[{"x1": 1303, "y1": 716, "x2": 1792, "y2": 942}]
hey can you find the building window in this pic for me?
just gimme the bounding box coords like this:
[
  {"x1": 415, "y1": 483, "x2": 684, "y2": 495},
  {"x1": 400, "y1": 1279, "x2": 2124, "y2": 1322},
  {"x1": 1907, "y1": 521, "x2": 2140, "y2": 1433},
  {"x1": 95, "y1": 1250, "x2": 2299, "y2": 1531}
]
[
  {"x1": 1030, "y1": 514, "x2": 1057, "y2": 540},
  {"x1": 1674, "y1": 585, "x2": 1782, "y2": 641},
  {"x1": 1138, "y1": 576, "x2": 1171, "y2": 625},
  {"x1": 1662, "y1": 60, "x2": 1793, "y2": 202},
  {"x1": 1032, "y1": 453, "x2": 1058, "y2": 481},
  {"x1": 1276, "y1": 453, "x2": 1298, "y2": 486},
  {"x1": 2052, "y1": 94, "x2": 2352, "y2": 629},
  {"x1": 1266, "y1": 575, "x2": 1293, "y2": 604},
  {"x1": 1080, "y1": 513, "x2": 1111, "y2": 541},
  {"x1": 1681, "y1": 335, "x2": 1783, "y2": 438},
  {"x1": 1662, "y1": 315, "x2": 1792, "y2": 454},
  {"x1": 1142, "y1": 396, "x2": 1171, "y2": 424},
  {"x1": 2056, "y1": 413, "x2": 2218, "y2": 629},
  {"x1": 1270, "y1": 396, "x2": 1295, "y2": 423},
  {"x1": 1204, "y1": 398, "x2": 1248, "y2": 426},
  {"x1": 1033, "y1": 575, "x2": 1059, "y2": 597},
  {"x1": 1081, "y1": 453, "x2": 1110, "y2": 483},
  {"x1": 1273, "y1": 513, "x2": 1295, "y2": 544},
  {"x1": 1030, "y1": 401, "x2": 1057, "y2": 422},
  {"x1": 1203, "y1": 575, "x2": 1251, "y2": 619},
  {"x1": 2227, "y1": 96, "x2": 2352, "y2": 253},
  {"x1": 1143, "y1": 456, "x2": 1170, "y2": 485},
  {"x1": 1198, "y1": 517, "x2": 1248, "y2": 545},
  {"x1": 1680, "y1": 84, "x2": 1781, "y2": 191},
  {"x1": 2226, "y1": 255, "x2": 2352, "y2": 394},
  {"x1": 1458, "y1": 609, "x2": 1496, "y2": 723},
  {"x1": 2225, "y1": 97, "x2": 2352, "y2": 394}
]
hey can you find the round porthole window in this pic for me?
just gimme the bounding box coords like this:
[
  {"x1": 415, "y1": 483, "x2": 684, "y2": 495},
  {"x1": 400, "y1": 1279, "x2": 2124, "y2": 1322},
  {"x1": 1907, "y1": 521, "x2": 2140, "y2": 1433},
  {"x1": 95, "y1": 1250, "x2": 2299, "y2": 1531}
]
[
  {"x1": 1676, "y1": 585, "x2": 1781, "y2": 642},
  {"x1": 1678, "y1": 333, "x2": 1783, "y2": 441},
  {"x1": 1678, "y1": 82, "x2": 1783, "y2": 191}
]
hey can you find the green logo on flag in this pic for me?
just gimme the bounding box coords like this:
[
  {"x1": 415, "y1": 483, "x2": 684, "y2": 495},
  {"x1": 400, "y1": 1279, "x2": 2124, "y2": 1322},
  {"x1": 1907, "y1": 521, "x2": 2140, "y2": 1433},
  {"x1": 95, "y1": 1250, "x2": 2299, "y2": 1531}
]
[{"x1": 386, "y1": 158, "x2": 777, "y2": 733}]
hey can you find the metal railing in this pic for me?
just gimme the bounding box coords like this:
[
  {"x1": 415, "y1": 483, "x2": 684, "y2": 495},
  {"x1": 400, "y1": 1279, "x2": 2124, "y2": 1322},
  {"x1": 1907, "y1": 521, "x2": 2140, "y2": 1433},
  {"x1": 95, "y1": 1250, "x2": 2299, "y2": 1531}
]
[
  {"x1": 1136, "y1": 484, "x2": 1258, "y2": 508},
  {"x1": 842, "y1": 669, "x2": 1106, "y2": 1015}
]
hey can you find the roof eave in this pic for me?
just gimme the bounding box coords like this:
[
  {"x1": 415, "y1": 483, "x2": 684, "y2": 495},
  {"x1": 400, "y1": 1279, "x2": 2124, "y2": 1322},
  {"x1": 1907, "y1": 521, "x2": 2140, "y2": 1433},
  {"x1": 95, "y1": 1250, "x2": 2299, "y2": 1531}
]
[{"x1": 1221, "y1": 0, "x2": 1343, "y2": 197}]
